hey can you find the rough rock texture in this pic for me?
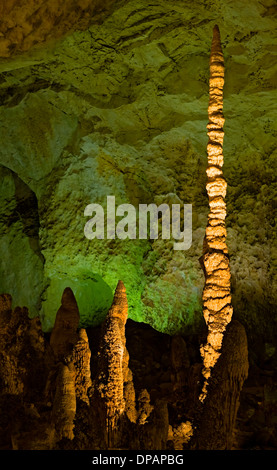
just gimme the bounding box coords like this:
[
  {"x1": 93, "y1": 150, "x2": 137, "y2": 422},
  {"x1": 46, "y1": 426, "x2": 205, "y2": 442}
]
[
  {"x1": 194, "y1": 320, "x2": 249, "y2": 450},
  {"x1": 51, "y1": 361, "x2": 76, "y2": 441},
  {"x1": 92, "y1": 280, "x2": 137, "y2": 448},
  {"x1": 168, "y1": 421, "x2": 194, "y2": 450},
  {"x1": 49, "y1": 287, "x2": 80, "y2": 361},
  {"x1": 0, "y1": 166, "x2": 44, "y2": 318},
  {"x1": 72, "y1": 328, "x2": 92, "y2": 404},
  {"x1": 200, "y1": 25, "x2": 233, "y2": 400},
  {"x1": 0, "y1": 0, "x2": 117, "y2": 58},
  {"x1": 0, "y1": 0, "x2": 276, "y2": 356},
  {"x1": 0, "y1": 3, "x2": 276, "y2": 452}
]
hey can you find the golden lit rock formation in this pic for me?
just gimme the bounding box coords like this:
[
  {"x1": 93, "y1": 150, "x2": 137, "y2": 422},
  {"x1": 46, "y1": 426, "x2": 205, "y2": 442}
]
[
  {"x1": 51, "y1": 360, "x2": 76, "y2": 441},
  {"x1": 0, "y1": 296, "x2": 47, "y2": 399},
  {"x1": 195, "y1": 320, "x2": 248, "y2": 449},
  {"x1": 0, "y1": 0, "x2": 117, "y2": 58},
  {"x1": 200, "y1": 25, "x2": 233, "y2": 400},
  {"x1": 0, "y1": 293, "x2": 12, "y2": 326},
  {"x1": 93, "y1": 280, "x2": 137, "y2": 448}
]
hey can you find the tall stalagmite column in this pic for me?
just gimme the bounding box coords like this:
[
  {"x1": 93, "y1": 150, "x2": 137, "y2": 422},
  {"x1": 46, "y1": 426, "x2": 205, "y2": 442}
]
[
  {"x1": 94, "y1": 280, "x2": 137, "y2": 448},
  {"x1": 200, "y1": 25, "x2": 233, "y2": 401}
]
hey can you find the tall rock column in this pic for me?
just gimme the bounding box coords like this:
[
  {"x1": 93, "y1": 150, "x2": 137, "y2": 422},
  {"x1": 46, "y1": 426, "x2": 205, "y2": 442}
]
[
  {"x1": 51, "y1": 361, "x2": 76, "y2": 441},
  {"x1": 195, "y1": 321, "x2": 249, "y2": 449},
  {"x1": 94, "y1": 280, "x2": 137, "y2": 448},
  {"x1": 200, "y1": 25, "x2": 233, "y2": 401}
]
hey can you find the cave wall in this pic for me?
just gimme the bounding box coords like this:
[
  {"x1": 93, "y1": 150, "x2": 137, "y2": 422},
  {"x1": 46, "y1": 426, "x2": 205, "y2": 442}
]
[
  {"x1": 0, "y1": 165, "x2": 44, "y2": 317},
  {"x1": 0, "y1": 0, "x2": 276, "y2": 349}
]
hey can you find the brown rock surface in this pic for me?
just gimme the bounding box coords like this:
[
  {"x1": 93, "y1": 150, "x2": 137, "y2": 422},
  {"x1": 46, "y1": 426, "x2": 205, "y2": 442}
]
[
  {"x1": 93, "y1": 280, "x2": 137, "y2": 448},
  {"x1": 0, "y1": 290, "x2": 274, "y2": 450},
  {"x1": 170, "y1": 335, "x2": 190, "y2": 391},
  {"x1": 0, "y1": 0, "x2": 117, "y2": 58},
  {"x1": 49, "y1": 287, "x2": 80, "y2": 362},
  {"x1": 72, "y1": 328, "x2": 92, "y2": 404},
  {"x1": 0, "y1": 295, "x2": 50, "y2": 449},
  {"x1": 194, "y1": 320, "x2": 249, "y2": 450},
  {"x1": 0, "y1": 298, "x2": 47, "y2": 400}
]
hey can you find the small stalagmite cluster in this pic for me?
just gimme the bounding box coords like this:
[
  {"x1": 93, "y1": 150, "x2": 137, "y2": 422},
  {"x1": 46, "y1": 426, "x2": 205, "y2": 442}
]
[
  {"x1": 0, "y1": 278, "x2": 248, "y2": 450},
  {"x1": 200, "y1": 25, "x2": 233, "y2": 400}
]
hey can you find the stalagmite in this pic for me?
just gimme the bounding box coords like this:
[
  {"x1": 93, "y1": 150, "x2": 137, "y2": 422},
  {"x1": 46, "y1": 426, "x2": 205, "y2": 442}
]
[
  {"x1": 50, "y1": 287, "x2": 80, "y2": 362},
  {"x1": 72, "y1": 328, "x2": 92, "y2": 404},
  {"x1": 195, "y1": 321, "x2": 249, "y2": 449},
  {"x1": 0, "y1": 293, "x2": 12, "y2": 327},
  {"x1": 200, "y1": 25, "x2": 233, "y2": 401},
  {"x1": 94, "y1": 280, "x2": 137, "y2": 448}
]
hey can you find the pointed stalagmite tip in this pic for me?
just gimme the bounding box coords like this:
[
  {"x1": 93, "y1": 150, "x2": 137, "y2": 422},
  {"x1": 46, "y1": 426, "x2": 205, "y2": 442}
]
[
  {"x1": 115, "y1": 280, "x2": 126, "y2": 293},
  {"x1": 108, "y1": 280, "x2": 128, "y2": 323},
  {"x1": 213, "y1": 24, "x2": 220, "y2": 34}
]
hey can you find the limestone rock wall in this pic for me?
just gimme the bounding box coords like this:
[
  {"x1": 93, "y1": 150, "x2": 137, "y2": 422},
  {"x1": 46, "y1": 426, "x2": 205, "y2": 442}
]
[{"x1": 0, "y1": 0, "x2": 276, "y2": 352}]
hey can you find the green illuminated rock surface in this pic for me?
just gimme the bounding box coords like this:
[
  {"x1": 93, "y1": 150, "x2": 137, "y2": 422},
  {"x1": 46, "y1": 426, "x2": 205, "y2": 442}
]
[{"x1": 0, "y1": 0, "x2": 276, "y2": 342}]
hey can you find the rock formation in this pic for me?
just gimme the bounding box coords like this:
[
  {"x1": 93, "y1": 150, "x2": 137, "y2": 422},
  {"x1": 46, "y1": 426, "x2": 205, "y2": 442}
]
[
  {"x1": 72, "y1": 328, "x2": 92, "y2": 404},
  {"x1": 0, "y1": 0, "x2": 117, "y2": 57},
  {"x1": 200, "y1": 25, "x2": 233, "y2": 401},
  {"x1": 168, "y1": 421, "x2": 194, "y2": 450},
  {"x1": 170, "y1": 335, "x2": 190, "y2": 391},
  {"x1": 0, "y1": 1, "x2": 275, "y2": 351},
  {"x1": 51, "y1": 360, "x2": 76, "y2": 441},
  {"x1": 93, "y1": 280, "x2": 137, "y2": 448},
  {"x1": 0, "y1": 293, "x2": 12, "y2": 326},
  {"x1": 49, "y1": 287, "x2": 80, "y2": 361},
  {"x1": 194, "y1": 320, "x2": 249, "y2": 449},
  {"x1": 0, "y1": 285, "x2": 271, "y2": 450},
  {"x1": 0, "y1": 295, "x2": 47, "y2": 400},
  {"x1": 0, "y1": 294, "x2": 51, "y2": 449}
]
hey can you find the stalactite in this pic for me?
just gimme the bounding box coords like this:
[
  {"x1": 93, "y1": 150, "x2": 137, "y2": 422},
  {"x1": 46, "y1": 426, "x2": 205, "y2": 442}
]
[{"x1": 200, "y1": 25, "x2": 233, "y2": 401}]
